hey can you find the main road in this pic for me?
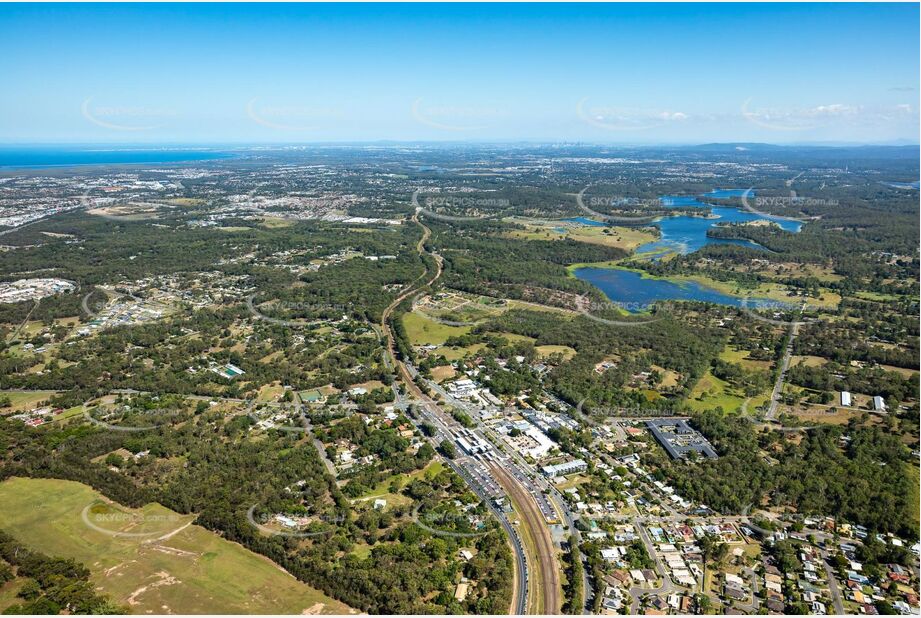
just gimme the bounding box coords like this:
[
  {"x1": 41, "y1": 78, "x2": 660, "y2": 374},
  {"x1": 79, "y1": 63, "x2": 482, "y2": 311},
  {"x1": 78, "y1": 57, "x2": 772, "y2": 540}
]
[
  {"x1": 379, "y1": 213, "x2": 547, "y2": 614},
  {"x1": 431, "y1": 379, "x2": 584, "y2": 613},
  {"x1": 766, "y1": 322, "x2": 800, "y2": 421}
]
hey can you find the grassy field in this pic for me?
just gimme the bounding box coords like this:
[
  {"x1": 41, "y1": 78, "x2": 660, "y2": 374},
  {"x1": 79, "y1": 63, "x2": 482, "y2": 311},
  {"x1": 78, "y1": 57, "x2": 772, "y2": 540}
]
[
  {"x1": 880, "y1": 364, "x2": 920, "y2": 379},
  {"x1": 402, "y1": 312, "x2": 471, "y2": 345},
  {"x1": 506, "y1": 299, "x2": 575, "y2": 316},
  {"x1": 0, "y1": 390, "x2": 59, "y2": 413},
  {"x1": 720, "y1": 346, "x2": 773, "y2": 371},
  {"x1": 402, "y1": 311, "x2": 485, "y2": 360},
  {"x1": 0, "y1": 578, "x2": 26, "y2": 612},
  {"x1": 441, "y1": 343, "x2": 486, "y2": 361},
  {"x1": 789, "y1": 406, "x2": 863, "y2": 426},
  {"x1": 854, "y1": 290, "x2": 903, "y2": 302},
  {"x1": 506, "y1": 219, "x2": 657, "y2": 252},
  {"x1": 431, "y1": 365, "x2": 457, "y2": 382},
  {"x1": 485, "y1": 331, "x2": 536, "y2": 344},
  {"x1": 686, "y1": 370, "x2": 769, "y2": 413},
  {"x1": 256, "y1": 382, "x2": 286, "y2": 402},
  {"x1": 356, "y1": 460, "x2": 445, "y2": 499},
  {"x1": 536, "y1": 344, "x2": 576, "y2": 360},
  {"x1": 351, "y1": 461, "x2": 446, "y2": 511},
  {"x1": 790, "y1": 354, "x2": 827, "y2": 368},
  {"x1": 672, "y1": 274, "x2": 841, "y2": 309},
  {"x1": 0, "y1": 477, "x2": 353, "y2": 615}
]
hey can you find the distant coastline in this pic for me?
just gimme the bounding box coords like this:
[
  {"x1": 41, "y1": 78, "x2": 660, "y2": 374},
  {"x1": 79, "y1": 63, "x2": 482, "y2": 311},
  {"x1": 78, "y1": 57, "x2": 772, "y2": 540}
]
[{"x1": 0, "y1": 147, "x2": 233, "y2": 169}]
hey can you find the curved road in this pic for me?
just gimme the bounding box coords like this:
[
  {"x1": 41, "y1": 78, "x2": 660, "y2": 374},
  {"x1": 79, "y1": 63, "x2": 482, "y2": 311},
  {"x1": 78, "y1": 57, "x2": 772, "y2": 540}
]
[{"x1": 379, "y1": 214, "x2": 530, "y2": 614}]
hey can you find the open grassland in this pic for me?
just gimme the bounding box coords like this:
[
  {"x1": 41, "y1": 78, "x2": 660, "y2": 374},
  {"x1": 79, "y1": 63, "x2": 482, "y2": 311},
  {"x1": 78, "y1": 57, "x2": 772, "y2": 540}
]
[
  {"x1": 881, "y1": 364, "x2": 920, "y2": 379},
  {"x1": 854, "y1": 290, "x2": 903, "y2": 302},
  {"x1": 0, "y1": 578, "x2": 26, "y2": 612},
  {"x1": 505, "y1": 218, "x2": 657, "y2": 252},
  {"x1": 506, "y1": 299, "x2": 575, "y2": 315},
  {"x1": 536, "y1": 344, "x2": 577, "y2": 360},
  {"x1": 659, "y1": 273, "x2": 841, "y2": 309},
  {"x1": 403, "y1": 311, "x2": 484, "y2": 360},
  {"x1": 789, "y1": 406, "x2": 867, "y2": 426},
  {"x1": 790, "y1": 354, "x2": 827, "y2": 368},
  {"x1": 0, "y1": 390, "x2": 59, "y2": 413},
  {"x1": 430, "y1": 365, "x2": 457, "y2": 382},
  {"x1": 486, "y1": 331, "x2": 536, "y2": 344},
  {"x1": 0, "y1": 477, "x2": 353, "y2": 615},
  {"x1": 687, "y1": 371, "x2": 769, "y2": 414},
  {"x1": 402, "y1": 311, "x2": 471, "y2": 345},
  {"x1": 441, "y1": 344, "x2": 485, "y2": 361},
  {"x1": 720, "y1": 346, "x2": 773, "y2": 371},
  {"x1": 357, "y1": 460, "x2": 446, "y2": 499}
]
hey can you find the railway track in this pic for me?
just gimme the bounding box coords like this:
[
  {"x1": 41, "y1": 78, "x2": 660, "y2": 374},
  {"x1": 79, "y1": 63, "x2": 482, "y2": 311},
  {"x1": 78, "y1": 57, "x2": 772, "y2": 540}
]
[
  {"x1": 379, "y1": 214, "x2": 529, "y2": 614},
  {"x1": 489, "y1": 462, "x2": 561, "y2": 614}
]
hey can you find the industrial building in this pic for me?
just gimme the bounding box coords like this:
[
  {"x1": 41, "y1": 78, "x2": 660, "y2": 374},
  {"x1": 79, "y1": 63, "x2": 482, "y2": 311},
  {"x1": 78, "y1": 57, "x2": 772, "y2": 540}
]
[
  {"x1": 646, "y1": 419, "x2": 718, "y2": 460},
  {"x1": 542, "y1": 459, "x2": 588, "y2": 478}
]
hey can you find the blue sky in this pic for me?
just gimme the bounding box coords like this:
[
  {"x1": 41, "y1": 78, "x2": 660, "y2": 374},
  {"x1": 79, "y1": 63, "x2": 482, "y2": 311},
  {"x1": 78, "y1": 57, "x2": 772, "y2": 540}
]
[{"x1": 0, "y1": 3, "x2": 917, "y2": 144}]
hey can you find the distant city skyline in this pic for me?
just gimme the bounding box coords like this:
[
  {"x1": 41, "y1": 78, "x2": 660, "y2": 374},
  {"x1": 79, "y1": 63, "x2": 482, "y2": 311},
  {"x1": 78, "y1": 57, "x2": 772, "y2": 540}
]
[{"x1": 1, "y1": 3, "x2": 918, "y2": 144}]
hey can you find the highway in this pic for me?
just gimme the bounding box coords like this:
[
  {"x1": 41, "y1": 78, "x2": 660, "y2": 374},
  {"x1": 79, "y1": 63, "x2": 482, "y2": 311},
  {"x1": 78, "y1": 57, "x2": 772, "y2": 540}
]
[
  {"x1": 766, "y1": 322, "x2": 800, "y2": 421},
  {"x1": 490, "y1": 460, "x2": 561, "y2": 614},
  {"x1": 379, "y1": 214, "x2": 530, "y2": 614},
  {"x1": 424, "y1": 377, "x2": 567, "y2": 613}
]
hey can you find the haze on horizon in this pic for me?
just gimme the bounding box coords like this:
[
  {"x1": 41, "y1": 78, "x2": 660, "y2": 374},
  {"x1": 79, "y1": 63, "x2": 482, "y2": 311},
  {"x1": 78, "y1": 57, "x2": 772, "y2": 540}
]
[{"x1": 0, "y1": 3, "x2": 918, "y2": 145}]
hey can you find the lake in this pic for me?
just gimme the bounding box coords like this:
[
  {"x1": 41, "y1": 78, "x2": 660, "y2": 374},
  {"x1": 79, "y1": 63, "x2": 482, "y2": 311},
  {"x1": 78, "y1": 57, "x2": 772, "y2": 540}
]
[
  {"x1": 570, "y1": 188, "x2": 803, "y2": 309},
  {"x1": 573, "y1": 267, "x2": 768, "y2": 310},
  {"x1": 635, "y1": 206, "x2": 801, "y2": 256},
  {"x1": 570, "y1": 188, "x2": 801, "y2": 257},
  {"x1": 0, "y1": 147, "x2": 232, "y2": 169},
  {"x1": 659, "y1": 195, "x2": 708, "y2": 207}
]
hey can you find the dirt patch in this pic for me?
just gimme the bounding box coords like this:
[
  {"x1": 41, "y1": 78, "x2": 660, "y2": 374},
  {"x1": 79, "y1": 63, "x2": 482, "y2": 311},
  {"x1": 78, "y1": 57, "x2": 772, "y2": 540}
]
[
  {"x1": 301, "y1": 602, "x2": 326, "y2": 614},
  {"x1": 127, "y1": 571, "x2": 180, "y2": 606}
]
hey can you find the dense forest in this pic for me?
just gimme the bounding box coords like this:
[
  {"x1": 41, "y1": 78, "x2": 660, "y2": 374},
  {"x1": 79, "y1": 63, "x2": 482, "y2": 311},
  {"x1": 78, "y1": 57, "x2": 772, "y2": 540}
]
[{"x1": 650, "y1": 412, "x2": 917, "y2": 537}]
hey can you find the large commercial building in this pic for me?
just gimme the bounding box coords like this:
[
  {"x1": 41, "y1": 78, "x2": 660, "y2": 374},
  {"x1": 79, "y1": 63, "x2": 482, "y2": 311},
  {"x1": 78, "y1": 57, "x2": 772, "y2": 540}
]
[
  {"x1": 542, "y1": 459, "x2": 588, "y2": 478},
  {"x1": 646, "y1": 419, "x2": 718, "y2": 460}
]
